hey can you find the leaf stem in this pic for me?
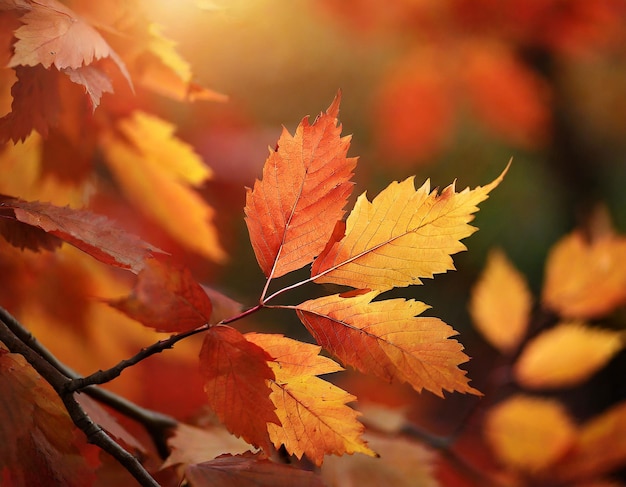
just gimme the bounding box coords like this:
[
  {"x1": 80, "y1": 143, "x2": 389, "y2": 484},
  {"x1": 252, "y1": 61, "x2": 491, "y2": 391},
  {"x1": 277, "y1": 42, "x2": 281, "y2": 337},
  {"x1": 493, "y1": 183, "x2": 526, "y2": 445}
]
[{"x1": 262, "y1": 276, "x2": 314, "y2": 304}]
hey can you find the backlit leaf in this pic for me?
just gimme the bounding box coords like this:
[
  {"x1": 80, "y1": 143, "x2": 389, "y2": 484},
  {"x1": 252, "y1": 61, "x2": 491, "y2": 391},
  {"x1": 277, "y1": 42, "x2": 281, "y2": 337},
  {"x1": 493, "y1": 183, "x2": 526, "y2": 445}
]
[
  {"x1": 101, "y1": 111, "x2": 226, "y2": 262},
  {"x1": 312, "y1": 165, "x2": 508, "y2": 291},
  {"x1": 542, "y1": 226, "x2": 626, "y2": 319},
  {"x1": 245, "y1": 93, "x2": 356, "y2": 278},
  {"x1": 485, "y1": 394, "x2": 576, "y2": 473},
  {"x1": 246, "y1": 333, "x2": 375, "y2": 465},
  {"x1": 0, "y1": 350, "x2": 100, "y2": 486},
  {"x1": 62, "y1": 65, "x2": 113, "y2": 111},
  {"x1": 199, "y1": 325, "x2": 279, "y2": 452},
  {"x1": 0, "y1": 195, "x2": 163, "y2": 272},
  {"x1": 108, "y1": 258, "x2": 213, "y2": 332},
  {"x1": 184, "y1": 453, "x2": 326, "y2": 487},
  {"x1": 9, "y1": 0, "x2": 130, "y2": 82},
  {"x1": 296, "y1": 292, "x2": 480, "y2": 397},
  {"x1": 514, "y1": 322, "x2": 623, "y2": 389},
  {"x1": 470, "y1": 248, "x2": 531, "y2": 354}
]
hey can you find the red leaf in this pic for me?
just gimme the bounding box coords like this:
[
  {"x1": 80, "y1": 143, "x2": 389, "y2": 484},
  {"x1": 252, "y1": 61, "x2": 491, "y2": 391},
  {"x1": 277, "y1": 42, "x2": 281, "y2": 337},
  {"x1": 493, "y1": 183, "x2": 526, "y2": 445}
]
[
  {"x1": 244, "y1": 92, "x2": 356, "y2": 278},
  {"x1": 199, "y1": 326, "x2": 280, "y2": 452},
  {"x1": 184, "y1": 453, "x2": 326, "y2": 487},
  {"x1": 0, "y1": 195, "x2": 164, "y2": 273},
  {"x1": 0, "y1": 351, "x2": 100, "y2": 486},
  {"x1": 0, "y1": 65, "x2": 61, "y2": 143},
  {"x1": 109, "y1": 258, "x2": 213, "y2": 333}
]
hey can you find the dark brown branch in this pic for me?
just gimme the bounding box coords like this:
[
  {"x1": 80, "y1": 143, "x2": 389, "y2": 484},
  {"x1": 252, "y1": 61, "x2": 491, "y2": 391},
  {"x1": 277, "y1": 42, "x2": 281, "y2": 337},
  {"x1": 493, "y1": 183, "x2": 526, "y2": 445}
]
[{"x1": 0, "y1": 307, "x2": 160, "y2": 487}]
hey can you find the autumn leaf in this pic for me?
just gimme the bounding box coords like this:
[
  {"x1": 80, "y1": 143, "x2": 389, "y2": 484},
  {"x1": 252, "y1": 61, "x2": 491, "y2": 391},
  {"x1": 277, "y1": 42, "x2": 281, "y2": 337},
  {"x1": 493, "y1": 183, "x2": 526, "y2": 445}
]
[
  {"x1": 553, "y1": 401, "x2": 626, "y2": 482},
  {"x1": 514, "y1": 322, "x2": 624, "y2": 389},
  {"x1": 245, "y1": 92, "x2": 356, "y2": 279},
  {"x1": 184, "y1": 453, "x2": 326, "y2": 487},
  {"x1": 312, "y1": 164, "x2": 508, "y2": 291},
  {"x1": 0, "y1": 350, "x2": 100, "y2": 487},
  {"x1": 0, "y1": 195, "x2": 164, "y2": 272},
  {"x1": 246, "y1": 332, "x2": 375, "y2": 465},
  {"x1": 9, "y1": 0, "x2": 130, "y2": 83},
  {"x1": 485, "y1": 394, "x2": 577, "y2": 473},
  {"x1": 62, "y1": 65, "x2": 113, "y2": 110},
  {"x1": 199, "y1": 325, "x2": 280, "y2": 452},
  {"x1": 0, "y1": 65, "x2": 61, "y2": 143},
  {"x1": 295, "y1": 292, "x2": 480, "y2": 397},
  {"x1": 101, "y1": 111, "x2": 226, "y2": 262},
  {"x1": 321, "y1": 433, "x2": 439, "y2": 487},
  {"x1": 108, "y1": 258, "x2": 213, "y2": 333},
  {"x1": 162, "y1": 423, "x2": 250, "y2": 470},
  {"x1": 470, "y1": 248, "x2": 532, "y2": 354},
  {"x1": 542, "y1": 224, "x2": 626, "y2": 319}
]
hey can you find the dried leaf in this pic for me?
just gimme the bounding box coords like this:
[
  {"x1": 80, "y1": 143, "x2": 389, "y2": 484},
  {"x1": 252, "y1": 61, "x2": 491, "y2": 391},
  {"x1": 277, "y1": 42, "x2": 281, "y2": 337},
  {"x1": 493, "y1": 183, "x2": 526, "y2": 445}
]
[
  {"x1": 245, "y1": 92, "x2": 356, "y2": 278},
  {"x1": 199, "y1": 325, "x2": 279, "y2": 452},
  {"x1": 246, "y1": 333, "x2": 375, "y2": 465},
  {"x1": 514, "y1": 322, "x2": 624, "y2": 389},
  {"x1": 296, "y1": 292, "x2": 480, "y2": 397},
  {"x1": 184, "y1": 453, "x2": 326, "y2": 487},
  {"x1": 108, "y1": 258, "x2": 213, "y2": 332},
  {"x1": 162, "y1": 423, "x2": 250, "y2": 470},
  {"x1": 485, "y1": 394, "x2": 576, "y2": 472},
  {"x1": 321, "y1": 433, "x2": 439, "y2": 487},
  {"x1": 62, "y1": 65, "x2": 113, "y2": 111},
  {"x1": 470, "y1": 248, "x2": 532, "y2": 354},
  {"x1": 0, "y1": 195, "x2": 163, "y2": 272},
  {"x1": 312, "y1": 165, "x2": 508, "y2": 291},
  {"x1": 101, "y1": 111, "x2": 226, "y2": 262}
]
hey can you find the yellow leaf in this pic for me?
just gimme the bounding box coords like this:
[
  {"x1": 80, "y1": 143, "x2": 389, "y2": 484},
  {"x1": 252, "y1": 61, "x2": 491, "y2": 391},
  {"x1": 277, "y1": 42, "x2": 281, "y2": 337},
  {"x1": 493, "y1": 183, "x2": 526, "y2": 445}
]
[
  {"x1": 296, "y1": 292, "x2": 480, "y2": 397},
  {"x1": 101, "y1": 112, "x2": 226, "y2": 262},
  {"x1": 514, "y1": 322, "x2": 623, "y2": 389},
  {"x1": 470, "y1": 248, "x2": 532, "y2": 354},
  {"x1": 485, "y1": 394, "x2": 576, "y2": 472},
  {"x1": 312, "y1": 164, "x2": 508, "y2": 291},
  {"x1": 245, "y1": 333, "x2": 375, "y2": 466},
  {"x1": 542, "y1": 224, "x2": 626, "y2": 319}
]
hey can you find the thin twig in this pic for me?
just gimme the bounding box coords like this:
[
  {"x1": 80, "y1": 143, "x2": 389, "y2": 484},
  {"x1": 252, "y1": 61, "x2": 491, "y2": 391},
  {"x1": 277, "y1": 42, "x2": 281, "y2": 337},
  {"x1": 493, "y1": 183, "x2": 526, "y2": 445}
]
[{"x1": 0, "y1": 310, "x2": 159, "y2": 487}]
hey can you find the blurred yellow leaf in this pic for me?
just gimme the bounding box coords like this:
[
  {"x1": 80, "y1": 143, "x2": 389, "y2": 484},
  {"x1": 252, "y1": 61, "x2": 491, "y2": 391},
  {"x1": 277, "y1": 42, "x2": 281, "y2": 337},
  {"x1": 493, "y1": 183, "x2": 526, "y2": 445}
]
[
  {"x1": 485, "y1": 395, "x2": 576, "y2": 472},
  {"x1": 469, "y1": 248, "x2": 531, "y2": 354},
  {"x1": 554, "y1": 401, "x2": 626, "y2": 482},
  {"x1": 542, "y1": 226, "x2": 626, "y2": 319},
  {"x1": 514, "y1": 322, "x2": 623, "y2": 389},
  {"x1": 101, "y1": 112, "x2": 226, "y2": 262}
]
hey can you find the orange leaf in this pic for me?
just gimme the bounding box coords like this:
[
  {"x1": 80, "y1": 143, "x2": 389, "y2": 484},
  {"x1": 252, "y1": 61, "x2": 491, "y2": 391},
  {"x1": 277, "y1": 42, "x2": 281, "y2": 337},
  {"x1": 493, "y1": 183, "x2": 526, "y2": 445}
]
[
  {"x1": 0, "y1": 195, "x2": 163, "y2": 272},
  {"x1": 184, "y1": 453, "x2": 326, "y2": 487},
  {"x1": 62, "y1": 65, "x2": 113, "y2": 111},
  {"x1": 542, "y1": 227, "x2": 626, "y2": 319},
  {"x1": 244, "y1": 92, "x2": 356, "y2": 278},
  {"x1": 9, "y1": 0, "x2": 130, "y2": 83},
  {"x1": 100, "y1": 111, "x2": 226, "y2": 262},
  {"x1": 0, "y1": 350, "x2": 100, "y2": 486},
  {"x1": 554, "y1": 401, "x2": 626, "y2": 481},
  {"x1": 108, "y1": 258, "x2": 213, "y2": 332},
  {"x1": 245, "y1": 333, "x2": 375, "y2": 465},
  {"x1": 312, "y1": 165, "x2": 508, "y2": 291},
  {"x1": 485, "y1": 394, "x2": 577, "y2": 473},
  {"x1": 296, "y1": 292, "x2": 480, "y2": 397},
  {"x1": 514, "y1": 322, "x2": 623, "y2": 389},
  {"x1": 199, "y1": 325, "x2": 280, "y2": 452},
  {"x1": 470, "y1": 248, "x2": 532, "y2": 354}
]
